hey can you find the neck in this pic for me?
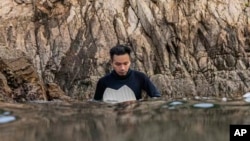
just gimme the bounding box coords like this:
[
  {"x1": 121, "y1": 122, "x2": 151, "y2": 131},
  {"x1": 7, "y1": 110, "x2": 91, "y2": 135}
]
[{"x1": 112, "y1": 69, "x2": 131, "y2": 79}]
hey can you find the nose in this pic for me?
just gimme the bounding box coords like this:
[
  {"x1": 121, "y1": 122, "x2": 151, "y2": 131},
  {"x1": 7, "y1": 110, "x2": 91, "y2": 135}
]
[{"x1": 120, "y1": 65, "x2": 125, "y2": 70}]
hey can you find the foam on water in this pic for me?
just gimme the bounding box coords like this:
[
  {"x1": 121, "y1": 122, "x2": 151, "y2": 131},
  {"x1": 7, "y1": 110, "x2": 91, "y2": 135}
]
[
  {"x1": 243, "y1": 92, "x2": 250, "y2": 98},
  {"x1": 244, "y1": 97, "x2": 250, "y2": 102},
  {"x1": 168, "y1": 101, "x2": 184, "y2": 106},
  {"x1": 0, "y1": 116, "x2": 16, "y2": 124},
  {"x1": 193, "y1": 103, "x2": 215, "y2": 108},
  {"x1": 242, "y1": 92, "x2": 250, "y2": 103},
  {"x1": 0, "y1": 110, "x2": 16, "y2": 124}
]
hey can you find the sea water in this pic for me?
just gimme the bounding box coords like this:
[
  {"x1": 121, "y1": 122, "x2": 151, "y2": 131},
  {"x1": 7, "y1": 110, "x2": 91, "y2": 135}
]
[{"x1": 0, "y1": 97, "x2": 250, "y2": 141}]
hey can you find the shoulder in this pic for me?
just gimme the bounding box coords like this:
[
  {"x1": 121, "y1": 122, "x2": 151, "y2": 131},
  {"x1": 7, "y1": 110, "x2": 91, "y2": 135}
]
[
  {"x1": 131, "y1": 70, "x2": 148, "y2": 78},
  {"x1": 98, "y1": 73, "x2": 112, "y2": 82}
]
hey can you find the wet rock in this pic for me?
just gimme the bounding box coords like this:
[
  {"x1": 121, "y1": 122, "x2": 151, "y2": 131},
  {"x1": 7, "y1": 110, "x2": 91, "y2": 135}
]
[
  {"x1": 0, "y1": 72, "x2": 12, "y2": 102},
  {"x1": 46, "y1": 82, "x2": 73, "y2": 102}
]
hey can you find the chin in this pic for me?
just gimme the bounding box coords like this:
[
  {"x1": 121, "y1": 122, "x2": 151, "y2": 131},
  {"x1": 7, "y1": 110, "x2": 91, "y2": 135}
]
[{"x1": 118, "y1": 72, "x2": 127, "y2": 76}]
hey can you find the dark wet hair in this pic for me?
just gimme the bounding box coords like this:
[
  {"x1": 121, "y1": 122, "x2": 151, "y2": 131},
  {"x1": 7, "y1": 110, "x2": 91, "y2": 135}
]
[{"x1": 109, "y1": 45, "x2": 131, "y2": 60}]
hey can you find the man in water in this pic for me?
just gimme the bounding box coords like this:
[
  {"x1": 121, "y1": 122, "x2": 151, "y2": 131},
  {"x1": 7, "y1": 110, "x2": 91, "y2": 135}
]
[{"x1": 93, "y1": 45, "x2": 161, "y2": 103}]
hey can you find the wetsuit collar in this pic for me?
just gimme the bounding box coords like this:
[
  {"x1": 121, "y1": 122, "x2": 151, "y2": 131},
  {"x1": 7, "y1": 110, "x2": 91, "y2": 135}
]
[{"x1": 112, "y1": 69, "x2": 132, "y2": 79}]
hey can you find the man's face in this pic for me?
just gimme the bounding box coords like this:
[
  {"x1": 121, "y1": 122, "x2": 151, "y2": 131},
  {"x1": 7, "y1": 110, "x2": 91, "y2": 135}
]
[{"x1": 111, "y1": 54, "x2": 131, "y2": 76}]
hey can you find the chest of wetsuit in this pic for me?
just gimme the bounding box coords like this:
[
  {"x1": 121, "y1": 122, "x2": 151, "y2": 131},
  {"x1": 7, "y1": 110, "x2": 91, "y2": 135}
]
[{"x1": 94, "y1": 69, "x2": 161, "y2": 102}]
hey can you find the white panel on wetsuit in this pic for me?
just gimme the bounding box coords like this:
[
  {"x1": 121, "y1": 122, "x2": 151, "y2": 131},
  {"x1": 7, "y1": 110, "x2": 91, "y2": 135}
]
[{"x1": 103, "y1": 85, "x2": 136, "y2": 103}]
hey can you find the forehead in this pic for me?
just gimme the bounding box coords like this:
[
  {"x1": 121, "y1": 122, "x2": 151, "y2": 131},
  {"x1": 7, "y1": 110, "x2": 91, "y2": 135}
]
[{"x1": 112, "y1": 54, "x2": 130, "y2": 62}]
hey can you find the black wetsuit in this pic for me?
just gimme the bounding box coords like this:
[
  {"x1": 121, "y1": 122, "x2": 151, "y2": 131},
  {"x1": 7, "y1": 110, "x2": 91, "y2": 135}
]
[{"x1": 94, "y1": 69, "x2": 161, "y2": 101}]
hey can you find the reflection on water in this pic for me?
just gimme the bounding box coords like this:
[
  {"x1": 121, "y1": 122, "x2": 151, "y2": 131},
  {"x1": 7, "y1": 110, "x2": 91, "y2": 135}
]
[{"x1": 0, "y1": 98, "x2": 250, "y2": 141}]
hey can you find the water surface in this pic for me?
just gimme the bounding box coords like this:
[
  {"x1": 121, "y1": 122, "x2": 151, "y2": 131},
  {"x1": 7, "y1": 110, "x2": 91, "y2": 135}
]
[{"x1": 0, "y1": 98, "x2": 250, "y2": 141}]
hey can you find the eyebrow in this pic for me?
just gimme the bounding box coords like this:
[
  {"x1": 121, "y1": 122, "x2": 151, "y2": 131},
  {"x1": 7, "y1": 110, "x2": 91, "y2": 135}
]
[{"x1": 115, "y1": 61, "x2": 129, "y2": 64}]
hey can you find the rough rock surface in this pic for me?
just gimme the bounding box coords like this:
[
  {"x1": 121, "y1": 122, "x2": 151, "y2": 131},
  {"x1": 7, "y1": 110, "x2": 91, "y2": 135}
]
[
  {"x1": 0, "y1": 0, "x2": 250, "y2": 101},
  {"x1": 0, "y1": 47, "x2": 46, "y2": 102},
  {"x1": 0, "y1": 47, "x2": 71, "y2": 102}
]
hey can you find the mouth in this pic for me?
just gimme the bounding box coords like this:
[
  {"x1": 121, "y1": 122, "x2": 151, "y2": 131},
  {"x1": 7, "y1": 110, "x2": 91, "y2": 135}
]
[{"x1": 118, "y1": 72, "x2": 127, "y2": 75}]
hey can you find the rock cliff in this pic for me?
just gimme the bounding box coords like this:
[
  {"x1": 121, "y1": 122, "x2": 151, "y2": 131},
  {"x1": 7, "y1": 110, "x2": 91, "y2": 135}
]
[{"x1": 0, "y1": 0, "x2": 250, "y2": 101}]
